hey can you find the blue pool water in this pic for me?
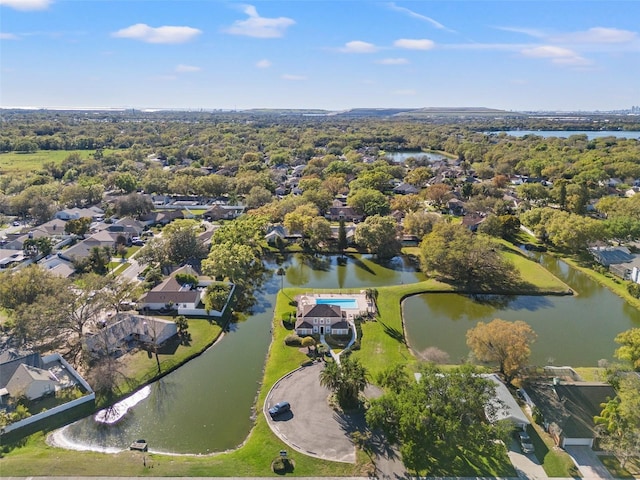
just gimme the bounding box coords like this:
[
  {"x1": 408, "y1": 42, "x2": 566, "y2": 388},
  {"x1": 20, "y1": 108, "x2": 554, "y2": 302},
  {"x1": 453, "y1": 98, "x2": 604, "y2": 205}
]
[{"x1": 315, "y1": 298, "x2": 358, "y2": 309}]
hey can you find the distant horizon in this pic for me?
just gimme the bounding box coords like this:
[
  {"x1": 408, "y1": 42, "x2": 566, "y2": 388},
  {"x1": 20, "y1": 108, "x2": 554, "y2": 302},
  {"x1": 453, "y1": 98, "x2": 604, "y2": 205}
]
[
  {"x1": 1, "y1": 105, "x2": 638, "y2": 114},
  {"x1": 1, "y1": 1, "x2": 638, "y2": 111}
]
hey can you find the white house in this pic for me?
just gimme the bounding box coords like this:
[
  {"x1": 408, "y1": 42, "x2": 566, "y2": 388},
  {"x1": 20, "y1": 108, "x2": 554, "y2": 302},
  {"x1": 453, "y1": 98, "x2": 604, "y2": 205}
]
[
  {"x1": 295, "y1": 304, "x2": 350, "y2": 336},
  {"x1": 5, "y1": 364, "x2": 62, "y2": 400},
  {"x1": 84, "y1": 314, "x2": 177, "y2": 356}
]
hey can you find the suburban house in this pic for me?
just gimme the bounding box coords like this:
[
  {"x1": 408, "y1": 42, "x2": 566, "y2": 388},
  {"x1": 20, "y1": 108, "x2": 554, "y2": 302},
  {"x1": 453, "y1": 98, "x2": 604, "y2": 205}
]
[
  {"x1": 1, "y1": 350, "x2": 92, "y2": 406},
  {"x1": 203, "y1": 205, "x2": 246, "y2": 221},
  {"x1": 265, "y1": 225, "x2": 287, "y2": 245},
  {"x1": 393, "y1": 182, "x2": 420, "y2": 195},
  {"x1": 295, "y1": 304, "x2": 350, "y2": 336},
  {"x1": 0, "y1": 349, "x2": 42, "y2": 389},
  {"x1": 140, "y1": 276, "x2": 202, "y2": 312},
  {"x1": 589, "y1": 246, "x2": 634, "y2": 266},
  {"x1": 84, "y1": 314, "x2": 177, "y2": 356},
  {"x1": 524, "y1": 381, "x2": 617, "y2": 448},
  {"x1": 330, "y1": 224, "x2": 357, "y2": 244},
  {"x1": 447, "y1": 198, "x2": 466, "y2": 216},
  {"x1": 589, "y1": 246, "x2": 640, "y2": 283},
  {"x1": 325, "y1": 200, "x2": 364, "y2": 223},
  {"x1": 483, "y1": 374, "x2": 530, "y2": 431},
  {"x1": 139, "y1": 210, "x2": 184, "y2": 227},
  {"x1": 57, "y1": 230, "x2": 120, "y2": 262},
  {"x1": 5, "y1": 364, "x2": 62, "y2": 400},
  {"x1": 54, "y1": 206, "x2": 104, "y2": 221},
  {"x1": 0, "y1": 249, "x2": 26, "y2": 270},
  {"x1": 462, "y1": 213, "x2": 486, "y2": 231}
]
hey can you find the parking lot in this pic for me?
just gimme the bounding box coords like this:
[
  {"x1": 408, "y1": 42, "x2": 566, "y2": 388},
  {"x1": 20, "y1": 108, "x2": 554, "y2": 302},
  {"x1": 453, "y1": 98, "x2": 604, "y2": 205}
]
[{"x1": 264, "y1": 361, "x2": 358, "y2": 463}]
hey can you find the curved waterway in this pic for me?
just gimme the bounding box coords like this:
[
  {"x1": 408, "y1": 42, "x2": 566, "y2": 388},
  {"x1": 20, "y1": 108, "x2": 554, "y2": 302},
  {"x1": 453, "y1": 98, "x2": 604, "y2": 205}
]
[
  {"x1": 55, "y1": 254, "x2": 423, "y2": 454},
  {"x1": 404, "y1": 254, "x2": 640, "y2": 367}
]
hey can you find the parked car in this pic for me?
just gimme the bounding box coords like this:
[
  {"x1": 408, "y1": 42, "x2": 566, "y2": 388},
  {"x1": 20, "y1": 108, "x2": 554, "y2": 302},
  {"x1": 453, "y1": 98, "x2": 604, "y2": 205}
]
[
  {"x1": 268, "y1": 401, "x2": 291, "y2": 418},
  {"x1": 12, "y1": 221, "x2": 20, "y2": 227},
  {"x1": 518, "y1": 431, "x2": 535, "y2": 454}
]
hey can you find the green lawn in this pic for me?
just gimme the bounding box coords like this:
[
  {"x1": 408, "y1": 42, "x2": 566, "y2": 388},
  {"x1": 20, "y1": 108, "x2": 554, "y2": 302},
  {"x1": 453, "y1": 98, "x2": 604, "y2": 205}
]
[
  {"x1": 527, "y1": 422, "x2": 581, "y2": 477},
  {"x1": 116, "y1": 318, "x2": 224, "y2": 396},
  {"x1": 600, "y1": 455, "x2": 636, "y2": 479},
  {"x1": 0, "y1": 150, "x2": 100, "y2": 174}
]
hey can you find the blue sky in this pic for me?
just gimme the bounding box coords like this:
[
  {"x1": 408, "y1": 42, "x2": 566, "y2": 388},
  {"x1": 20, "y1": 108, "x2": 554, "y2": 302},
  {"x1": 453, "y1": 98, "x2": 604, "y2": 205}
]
[{"x1": 1, "y1": 0, "x2": 638, "y2": 111}]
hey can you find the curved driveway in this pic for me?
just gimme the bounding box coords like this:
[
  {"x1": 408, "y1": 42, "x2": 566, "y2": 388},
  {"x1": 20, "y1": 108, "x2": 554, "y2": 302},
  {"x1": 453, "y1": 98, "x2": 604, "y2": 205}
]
[{"x1": 264, "y1": 362, "x2": 357, "y2": 463}]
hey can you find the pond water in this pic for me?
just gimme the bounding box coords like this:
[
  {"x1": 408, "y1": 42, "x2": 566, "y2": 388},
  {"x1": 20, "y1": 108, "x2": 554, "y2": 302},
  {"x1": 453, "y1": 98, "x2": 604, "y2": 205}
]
[
  {"x1": 384, "y1": 150, "x2": 450, "y2": 163},
  {"x1": 489, "y1": 130, "x2": 640, "y2": 140},
  {"x1": 403, "y1": 255, "x2": 640, "y2": 367},
  {"x1": 56, "y1": 254, "x2": 424, "y2": 455}
]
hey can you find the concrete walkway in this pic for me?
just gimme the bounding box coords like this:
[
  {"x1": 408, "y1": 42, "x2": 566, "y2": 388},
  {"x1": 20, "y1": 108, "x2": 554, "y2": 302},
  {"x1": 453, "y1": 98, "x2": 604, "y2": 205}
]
[{"x1": 319, "y1": 319, "x2": 358, "y2": 366}]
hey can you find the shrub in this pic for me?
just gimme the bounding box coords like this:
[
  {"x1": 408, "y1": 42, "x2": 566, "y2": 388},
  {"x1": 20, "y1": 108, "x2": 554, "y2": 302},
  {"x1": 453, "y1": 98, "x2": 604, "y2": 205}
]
[
  {"x1": 627, "y1": 282, "x2": 640, "y2": 299},
  {"x1": 284, "y1": 334, "x2": 302, "y2": 346}
]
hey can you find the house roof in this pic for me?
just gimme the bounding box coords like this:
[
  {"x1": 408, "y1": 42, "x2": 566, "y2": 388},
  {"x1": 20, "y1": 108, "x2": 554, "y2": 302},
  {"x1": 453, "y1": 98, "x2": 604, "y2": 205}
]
[
  {"x1": 589, "y1": 246, "x2": 634, "y2": 266},
  {"x1": 527, "y1": 382, "x2": 616, "y2": 439},
  {"x1": 483, "y1": 374, "x2": 530, "y2": 426},
  {"x1": 0, "y1": 349, "x2": 42, "y2": 388},
  {"x1": 300, "y1": 303, "x2": 343, "y2": 318},
  {"x1": 142, "y1": 276, "x2": 200, "y2": 304},
  {"x1": 85, "y1": 314, "x2": 177, "y2": 352},
  {"x1": 5, "y1": 363, "x2": 59, "y2": 398},
  {"x1": 330, "y1": 320, "x2": 350, "y2": 329}
]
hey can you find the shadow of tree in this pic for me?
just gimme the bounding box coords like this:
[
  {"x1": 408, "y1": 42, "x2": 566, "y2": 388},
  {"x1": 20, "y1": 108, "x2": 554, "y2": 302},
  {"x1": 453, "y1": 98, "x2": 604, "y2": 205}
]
[
  {"x1": 378, "y1": 320, "x2": 405, "y2": 344},
  {"x1": 346, "y1": 254, "x2": 377, "y2": 276}
]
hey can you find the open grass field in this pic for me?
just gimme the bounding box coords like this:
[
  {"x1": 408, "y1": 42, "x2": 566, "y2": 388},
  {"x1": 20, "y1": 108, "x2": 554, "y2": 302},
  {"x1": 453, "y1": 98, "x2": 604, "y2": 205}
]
[{"x1": 0, "y1": 150, "x2": 96, "y2": 174}]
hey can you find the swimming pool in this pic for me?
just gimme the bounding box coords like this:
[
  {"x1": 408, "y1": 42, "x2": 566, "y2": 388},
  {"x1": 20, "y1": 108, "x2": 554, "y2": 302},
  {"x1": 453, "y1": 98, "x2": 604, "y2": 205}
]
[{"x1": 315, "y1": 298, "x2": 359, "y2": 309}]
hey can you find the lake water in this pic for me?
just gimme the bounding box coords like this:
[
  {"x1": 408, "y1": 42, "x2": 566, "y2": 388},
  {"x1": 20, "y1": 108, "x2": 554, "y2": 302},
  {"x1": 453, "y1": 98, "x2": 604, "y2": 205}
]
[
  {"x1": 490, "y1": 130, "x2": 640, "y2": 140},
  {"x1": 56, "y1": 254, "x2": 424, "y2": 454},
  {"x1": 403, "y1": 255, "x2": 640, "y2": 367},
  {"x1": 385, "y1": 150, "x2": 450, "y2": 163}
]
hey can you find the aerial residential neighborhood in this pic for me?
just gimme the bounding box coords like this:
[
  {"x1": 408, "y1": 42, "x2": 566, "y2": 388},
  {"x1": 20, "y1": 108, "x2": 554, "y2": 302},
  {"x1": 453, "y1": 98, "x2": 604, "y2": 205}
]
[{"x1": 1, "y1": 1, "x2": 640, "y2": 475}]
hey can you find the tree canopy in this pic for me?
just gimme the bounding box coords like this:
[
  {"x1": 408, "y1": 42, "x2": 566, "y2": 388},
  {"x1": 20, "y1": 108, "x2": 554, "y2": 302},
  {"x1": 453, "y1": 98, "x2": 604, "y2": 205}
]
[
  {"x1": 419, "y1": 223, "x2": 520, "y2": 289},
  {"x1": 466, "y1": 318, "x2": 537, "y2": 384},
  {"x1": 366, "y1": 363, "x2": 511, "y2": 475}
]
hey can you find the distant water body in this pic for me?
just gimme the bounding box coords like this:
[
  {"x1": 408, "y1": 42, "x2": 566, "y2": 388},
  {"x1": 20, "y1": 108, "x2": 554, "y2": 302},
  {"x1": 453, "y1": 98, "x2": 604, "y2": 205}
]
[{"x1": 490, "y1": 130, "x2": 640, "y2": 140}]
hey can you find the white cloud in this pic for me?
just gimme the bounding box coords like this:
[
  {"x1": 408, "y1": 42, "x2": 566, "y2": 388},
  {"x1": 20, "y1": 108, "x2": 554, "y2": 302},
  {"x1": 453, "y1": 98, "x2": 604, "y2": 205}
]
[
  {"x1": 375, "y1": 58, "x2": 409, "y2": 65},
  {"x1": 394, "y1": 38, "x2": 435, "y2": 50},
  {"x1": 112, "y1": 24, "x2": 202, "y2": 44},
  {"x1": 554, "y1": 27, "x2": 637, "y2": 44},
  {"x1": 224, "y1": 4, "x2": 294, "y2": 38},
  {"x1": 521, "y1": 45, "x2": 591, "y2": 66},
  {"x1": 0, "y1": 32, "x2": 19, "y2": 40},
  {"x1": 386, "y1": 2, "x2": 454, "y2": 33},
  {"x1": 281, "y1": 74, "x2": 307, "y2": 81},
  {"x1": 494, "y1": 26, "x2": 546, "y2": 38},
  {"x1": 256, "y1": 59, "x2": 272, "y2": 68},
  {"x1": 0, "y1": 0, "x2": 52, "y2": 11},
  {"x1": 340, "y1": 40, "x2": 378, "y2": 53},
  {"x1": 392, "y1": 89, "x2": 417, "y2": 96},
  {"x1": 175, "y1": 64, "x2": 201, "y2": 73}
]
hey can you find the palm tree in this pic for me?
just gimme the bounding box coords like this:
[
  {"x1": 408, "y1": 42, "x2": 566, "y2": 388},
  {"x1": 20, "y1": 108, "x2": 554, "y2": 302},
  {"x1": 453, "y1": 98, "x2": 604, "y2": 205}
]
[
  {"x1": 319, "y1": 356, "x2": 369, "y2": 409},
  {"x1": 364, "y1": 288, "x2": 378, "y2": 314}
]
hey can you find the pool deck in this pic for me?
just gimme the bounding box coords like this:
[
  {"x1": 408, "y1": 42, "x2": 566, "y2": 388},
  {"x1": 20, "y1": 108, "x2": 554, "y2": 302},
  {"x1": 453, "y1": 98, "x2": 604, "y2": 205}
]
[{"x1": 297, "y1": 292, "x2": 373, "y2": 319}]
